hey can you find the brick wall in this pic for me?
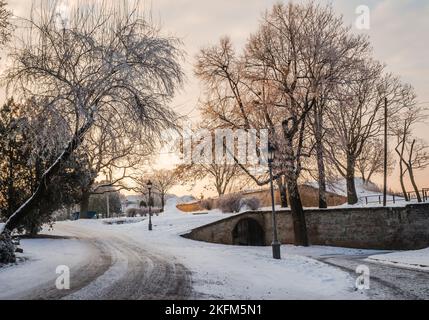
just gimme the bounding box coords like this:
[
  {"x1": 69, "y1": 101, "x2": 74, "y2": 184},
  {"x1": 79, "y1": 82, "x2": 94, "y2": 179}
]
[{"x1": 183, "y1": 203, "x2": 429, "y2": 250}]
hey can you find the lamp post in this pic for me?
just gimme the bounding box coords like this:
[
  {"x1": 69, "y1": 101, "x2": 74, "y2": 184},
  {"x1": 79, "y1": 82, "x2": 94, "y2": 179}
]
[
  {"x1": 268, "y1": 143, "x2": 281, "y2": 260},
  {"x1": 105, "y1": 173, "x2": 110, "y2": 218},
  {"x1": 147, "y1": 180, "x2": 153, "y2": 231}
]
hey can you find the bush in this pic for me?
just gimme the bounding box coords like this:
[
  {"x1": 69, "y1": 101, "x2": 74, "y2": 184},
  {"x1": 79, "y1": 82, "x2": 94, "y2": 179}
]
[
  {"x1": 0, "y1": 231, "x2": 16, "y2": 265},
  {"x1": 126, "y1": 208, "x2": 141, "y2": 217},
  {"x1": 239, "y1": 197, "x2": 261, "y2": 211},
  {"x1": 218, "y1": 193, "x2": 243, "y2": 213},
  {"x1": 139, "y1": 207, "x2": 162, "y2": 216},
  {"x1": 200, "y1": 199, "x2": 214, "y2": 211},
  {"x1": 126, "y1": 207, "x2": 162, "y2": 217}
]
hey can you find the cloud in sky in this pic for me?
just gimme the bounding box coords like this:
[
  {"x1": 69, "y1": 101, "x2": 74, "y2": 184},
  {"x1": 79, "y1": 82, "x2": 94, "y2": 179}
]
[
  {"x1": 4, "y1": 0, "x2": 429, "y2": 193},
  {"x1": 7, "y1": 0, "x2": 429, "y2": 107}
]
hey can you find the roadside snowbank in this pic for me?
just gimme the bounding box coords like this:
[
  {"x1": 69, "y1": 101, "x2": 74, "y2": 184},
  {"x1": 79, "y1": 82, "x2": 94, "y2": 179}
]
[
  {"x1": 103, "y1": 217, "x2": 146, "y2": 225},
  {"x1": 0, "y1": 238, "x2": 91, "y2": 299},
  {"x1": 368, "y1": 248, "x2": 429, "y2": 271}
]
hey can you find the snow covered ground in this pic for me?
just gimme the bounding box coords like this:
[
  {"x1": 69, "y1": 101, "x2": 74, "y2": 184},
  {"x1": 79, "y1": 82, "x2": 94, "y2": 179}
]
[
  {"x1": 2, "y1": 196, "x2": 428, "y2": 300},
  {"x1": 0, "y1": 237, "x2": 91, "y2": 299},
  {"x1": 30, "y1": 200, "x2": 373, "y2": 300},
  {"x1": 368, "y1": 248, "x2": 429, "y2": 271}
]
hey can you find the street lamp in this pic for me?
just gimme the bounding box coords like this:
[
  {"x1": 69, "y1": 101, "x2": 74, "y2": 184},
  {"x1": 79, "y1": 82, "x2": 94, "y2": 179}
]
[
  {"x1": 268, "y1": 143, "x2": 281, "y2": 260},
  {"x1": 147, "y1": 180, "x2": 153, "y2": 231},
  {"x1": 105, "y1": 173, "x2": 110, "y2": 219}
]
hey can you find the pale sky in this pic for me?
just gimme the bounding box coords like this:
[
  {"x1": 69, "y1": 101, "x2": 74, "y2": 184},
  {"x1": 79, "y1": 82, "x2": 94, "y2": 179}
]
[{"x1": 4, "y1": 0, "x2": 429, "y2": 196}]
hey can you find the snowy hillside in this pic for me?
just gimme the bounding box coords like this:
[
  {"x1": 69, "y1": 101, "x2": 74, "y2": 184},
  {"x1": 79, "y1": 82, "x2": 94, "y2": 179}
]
[
  {"x1": 164, "y1": 195, "x2": 198, "y2": 214},
  {"x1": 305, "y1": 178, "x2": 382, "y2": 198},
  {"x1": 306, "y1": 178, "x2": 407, "y2": 206}
]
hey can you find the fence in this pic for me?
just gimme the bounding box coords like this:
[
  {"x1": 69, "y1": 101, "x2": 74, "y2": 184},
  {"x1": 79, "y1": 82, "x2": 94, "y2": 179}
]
[{"x1": 362, "y1": 188, "x2": 429, "y2": 205}]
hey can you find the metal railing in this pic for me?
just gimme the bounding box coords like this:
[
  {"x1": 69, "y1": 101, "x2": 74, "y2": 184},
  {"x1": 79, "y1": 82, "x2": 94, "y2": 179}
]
[
  {"x1": 423, "y1": 188, "x2": 429, "y2": 202},
  {"x1": 362, "y1": 188, "x2": 429, "y2": 205},
  {"x1": 363, "y1": 194, "x2": 398, "y2": 205}
]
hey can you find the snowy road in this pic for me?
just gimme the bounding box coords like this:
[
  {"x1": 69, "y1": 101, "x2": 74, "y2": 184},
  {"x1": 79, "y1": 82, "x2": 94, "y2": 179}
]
[
  {"x1": 7, "y1": 224, "x2": 193, "y2": 300},
  {"x1": 316, "y1": 254, "x2": 429, "y2": 300},
  {"x1": 3, "y1": 208, "x2": 428, "y2": 300}
]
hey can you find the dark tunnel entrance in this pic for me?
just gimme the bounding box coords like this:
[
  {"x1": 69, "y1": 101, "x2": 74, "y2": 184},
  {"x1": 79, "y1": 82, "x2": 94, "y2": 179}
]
[{"x1": 232, "y1": 218, "x2": 265, "y2": 246}]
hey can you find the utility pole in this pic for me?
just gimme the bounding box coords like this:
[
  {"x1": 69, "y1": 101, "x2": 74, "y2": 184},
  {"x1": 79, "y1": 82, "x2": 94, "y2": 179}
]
[
  {"x1": 383, "y1": 97, "x2": 388, "y2": 207},
  {"x1": 106, "y1": 173, "x2": 110, "y2": 218}
]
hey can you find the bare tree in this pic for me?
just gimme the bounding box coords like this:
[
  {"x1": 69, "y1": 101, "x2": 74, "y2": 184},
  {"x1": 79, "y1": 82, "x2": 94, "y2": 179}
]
[
  {"x1": 403, "y1": 139, "x2": 429, "y2": 202},
  {"x1": 356, "y1": 138, "x2": 395, "y2": 185},
  {"x1": 176, "y1": 161, "x2": 241, "y2": 197},
  {"x1": 195, "y1": 3, "x2": 371, "y2": 245},
  {"x1": 298, "y1": 3, "x2": 370, "y2": 209},
  {"x1": 133, "y1": 170, "x2": 178, "y2": 211},
  {"x1": 1, "y1": 1, "x2": 183, "y2": 233},
  {"x1": 0, "y1": 0, "x2": 11, "y2": 46},
  {"x1": 325, "y1": 59, "x2": 414, "y2": 204},
  {"x1": 77, "y1": 112, "x2": 154, "y2": 218},
  {"x1": 149, "y1": 169, "x2": 179, "y2": 212},
  {"x1": 393, "y1": 104, "x2": 429, "y2": 201}
]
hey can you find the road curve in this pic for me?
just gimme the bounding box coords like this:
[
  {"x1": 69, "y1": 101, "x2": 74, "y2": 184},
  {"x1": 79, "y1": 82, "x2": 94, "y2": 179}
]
[
  {"x1": 22, "y1": 224, "x2": 193, "y2": 300},
  {"x1": 315, "y1": 254, "x2": 429, "y2": 300}
]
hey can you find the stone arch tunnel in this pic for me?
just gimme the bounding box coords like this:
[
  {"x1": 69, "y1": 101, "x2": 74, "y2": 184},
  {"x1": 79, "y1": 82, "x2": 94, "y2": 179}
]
[{"x1": 232, "y1": 218, "x2": 265, "y2": 246}]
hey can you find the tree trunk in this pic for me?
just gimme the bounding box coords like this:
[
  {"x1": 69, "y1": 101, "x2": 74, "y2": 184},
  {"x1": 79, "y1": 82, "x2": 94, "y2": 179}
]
[
  {"x1": 161, "y1": 194, "x2": 165, "y2": 212},
  {"x1": 79, "y1": 190, "x2": 91, "y2": 219},
  {"x1": 2, "y1": 122, "x2": 92, "y2": 234},
  {"x1": 286, "y1": 174, "x2": 309, "y2": 246},
  {"x1": 399, "y1": 161, "x2": 409, "y2": 201},
  {"x1": 360, "y1": 170, "x2": 366, "y2": 185},
  {"x1": 283, "y1": 137, "x2": 309, "y2": 246},
  {"x1": 277, "y1": 176, "x2": 288, "y2": 208},
  {"x1": 408, "y1": 166, "x2": 422, "y2": 202},
  {"x1": 346, "y1": 156, "x2": 358, "y2": 205},
  {"x1": 313, "y1": 107, "x2": 327, "y2": 209}
]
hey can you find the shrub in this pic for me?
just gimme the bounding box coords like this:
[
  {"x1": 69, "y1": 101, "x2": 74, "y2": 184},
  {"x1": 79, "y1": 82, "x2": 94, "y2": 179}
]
[
  {"x1": 126, "y1": 207, "x2": 162, "y2": 217},
  {"x1": 200, "y1": 199, "x2": 214, "y2": 211},
  {"x1": 239, "y1": 197, "x2": 261, "y2": 211},
  {"x1": 126, "y1": 208, "x2": 139, "y2": 217},
  {"x1": 218, "y1": 193, "x2": 243, "y2": 213},
  {"x1": 0, "y1": 231, "x2": 16, "y2": 265},
  {"x1": 139, "y1": 207, "x2": 162, "y2": 216}
]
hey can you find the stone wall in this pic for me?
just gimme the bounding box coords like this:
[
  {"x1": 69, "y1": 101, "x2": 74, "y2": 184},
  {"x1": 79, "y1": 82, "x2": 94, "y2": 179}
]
[{"x1": 183, "y1": 203, "x2": 429, "y2": 250}]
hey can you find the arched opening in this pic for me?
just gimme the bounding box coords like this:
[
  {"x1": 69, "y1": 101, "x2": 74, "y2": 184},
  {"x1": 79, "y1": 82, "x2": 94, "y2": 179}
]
[{"x1": 232, "y1": 218, "x2": 265, "y2": 246}]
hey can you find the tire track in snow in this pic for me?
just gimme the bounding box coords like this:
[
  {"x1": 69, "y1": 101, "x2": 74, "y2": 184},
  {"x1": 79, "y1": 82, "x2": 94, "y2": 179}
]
[{"x1": 25, "y1": 223, "x2": 193, "y2": 300}]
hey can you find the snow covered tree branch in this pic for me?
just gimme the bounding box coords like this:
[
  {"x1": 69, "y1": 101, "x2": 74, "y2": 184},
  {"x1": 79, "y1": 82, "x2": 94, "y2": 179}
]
[{"x1": 1, "y1": 0, "x2": 184, "y2": 233}]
